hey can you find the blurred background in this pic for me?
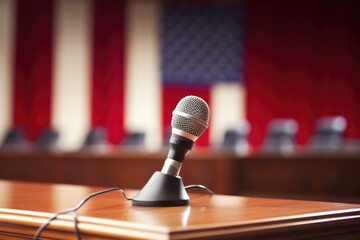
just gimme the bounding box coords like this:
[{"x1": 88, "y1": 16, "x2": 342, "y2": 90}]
[{"x1": 0, "y1": 0, "x2": 360, "y2": 202}]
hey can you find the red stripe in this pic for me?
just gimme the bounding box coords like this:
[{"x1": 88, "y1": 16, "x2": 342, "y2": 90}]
[
  {"x1": 12, "y1": 0, "x2": 53, "y2": 140},
  {"x1": 162, "y1": 87, "x2": 210, "y2": 147},
  {"x1": 91, "y1": 0, "x2": 126, "y2": 145},
  {"x1": 245, "y1": 0, "x2": 360, "y2": 147}
]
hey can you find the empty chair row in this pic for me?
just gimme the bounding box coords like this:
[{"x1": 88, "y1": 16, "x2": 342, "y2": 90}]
[
  {"x1": 0, "y1": 126, "x2": 146, "y2": 152},
  {"x1": 82, "y1": 127, "x2": 146, "y2": 152},
  {"x1": 0, "y1": 127, "x2": 59, "y2": 152},
  {"x1": 220, "y1": 116, "x2": 350, "y2": 154},
  {"x1": 0, "y1": 116, "x2": 354, "y2": 153}
]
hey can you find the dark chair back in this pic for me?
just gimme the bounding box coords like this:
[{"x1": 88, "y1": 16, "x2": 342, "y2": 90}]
[
  {"x1": 262, "y1": 119, "x2": 298, "y2": 153},
  {"x1": 35, "y1": 128, "x2": 59, "y2": 151},
  {"x1": 308, "y1": 116, "x2": 347, "y2": 151},
  {"x1": 220, "y1": 122, "x2": 251, "y2": 155},
  {"x1": 1, "y1": 127, "x2": 27, "y2": 151},
  {"x1": 81, "y1": 126, "x2": 108, "y2": 151},
  {"x1": 121, "y1": 132, "x2": 145, "y2": 148}
]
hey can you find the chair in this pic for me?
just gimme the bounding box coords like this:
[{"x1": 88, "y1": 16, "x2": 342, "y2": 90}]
[
  {"x1": 220, "y1": 122, "x2": 251, "y2": 155},
  {"x1": 121, "y1": 132, "x2": 145, "y2": 148},
  {"x1": 81, "y1": 126, "x2": 108, "y2": 152},
  {"x1": 307, "y1": 116, "x2": 347, "y2": 151},
  {"x1": 0, "y1": 127, "x2": 27, "y2": 151},
  {"x1": 261, "y1": 119, "x2": 299, "y2": 154},
  {"x1": 35, "y1": 128, "x2": 59, "y2": 151}
]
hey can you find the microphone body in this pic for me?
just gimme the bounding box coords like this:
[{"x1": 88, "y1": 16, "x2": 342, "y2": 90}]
[
  {"x1": 161, "y1": 96, "x2": 210, "y2": 176},
  {"x1": 132, "y1": 96, "x2": 210, "y2": 206},
  {"x1": 161, "y1": 133, "x2": 193, "y2": 176}
]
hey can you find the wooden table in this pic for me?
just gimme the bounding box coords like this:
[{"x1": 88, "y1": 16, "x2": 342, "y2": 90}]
[{"x1": 0, "y1": 180, "x2": 360, "y2": 239}]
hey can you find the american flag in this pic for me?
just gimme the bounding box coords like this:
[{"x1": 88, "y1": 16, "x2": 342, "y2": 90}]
[{"x1": 0, "y1": 0, "x2": 246, "y2": 151}]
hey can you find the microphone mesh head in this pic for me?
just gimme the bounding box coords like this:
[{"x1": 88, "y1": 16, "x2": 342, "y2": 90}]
[{"x1": 172, "y1": 96, "x2": 210, "y2": 138}]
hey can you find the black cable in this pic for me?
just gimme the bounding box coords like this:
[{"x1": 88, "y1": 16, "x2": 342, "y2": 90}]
[
  {"x1": 33, "y1": 187, "x2": 132, "y2": 240},
  {"x1": 33, "y1": 184, "x2": 212, "y2": 239},
  {"x1": 72, "y1": 212, "x2": 81, "y2": 240},
  {"x1": 185, "y1": 184, "x2": 214, "y2": 195}
]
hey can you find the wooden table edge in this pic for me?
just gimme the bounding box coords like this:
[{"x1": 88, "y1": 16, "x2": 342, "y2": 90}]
[{"x1": 1, "y1": 207, "x2": 360, "y2": 239}]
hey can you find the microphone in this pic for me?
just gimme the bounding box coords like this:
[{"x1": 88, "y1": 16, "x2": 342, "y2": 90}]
[
  {"x1": 132, "y1": 96, "x2": 210, "y2": 206},
  {"x1": 161, "y1": 95, "x2": 210, "y2": 176}
]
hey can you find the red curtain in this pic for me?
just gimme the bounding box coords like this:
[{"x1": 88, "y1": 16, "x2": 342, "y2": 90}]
[
  {"x1": 91, "y1": 0, "x2": 126, "y2": 144},
  {"x1": 13, "y1": 0, "x2": 53, "y2": 140},
  {"x1": 244, "y1": 0, "x2": 360, "y2": 147}
]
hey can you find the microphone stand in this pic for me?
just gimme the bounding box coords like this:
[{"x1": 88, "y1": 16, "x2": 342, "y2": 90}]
[{"x1": 131, "y1": 171, "x2": 190, "y2": 207}]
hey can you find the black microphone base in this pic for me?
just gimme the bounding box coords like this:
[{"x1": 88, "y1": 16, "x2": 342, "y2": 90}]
[{"x1": 131, "y1": 171, "x2": 190, "y2": 207}]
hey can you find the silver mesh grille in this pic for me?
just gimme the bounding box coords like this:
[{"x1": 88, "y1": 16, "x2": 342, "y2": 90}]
[{"x1": 172, "y1": 96, "x2": 210, "y2": 137}]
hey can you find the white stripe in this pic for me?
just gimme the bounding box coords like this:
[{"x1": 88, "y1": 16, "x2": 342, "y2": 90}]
[
  {"x1": 210, "y1": 83, "x2": 246, "y2": 145},
  {"x1": 0, "y1": 0, "x2": 15, "y2": 142},
  {"x1": 52, "y1": 0, "x2": 92, "y2": 151},
  {"x1": 125, "y1": 0, "x2": 161, "y2": 151},
  {"x1": 0, "y1": 181, "x2": 11, "y2": 207},
  {"x1": 172, "y1": 128, "x2": 198, "y2": 142}
]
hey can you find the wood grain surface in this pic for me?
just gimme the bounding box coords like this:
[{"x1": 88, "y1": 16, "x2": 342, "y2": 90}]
[{"x1": 0, "y1": 180, "x2": 360, "y2": 239}]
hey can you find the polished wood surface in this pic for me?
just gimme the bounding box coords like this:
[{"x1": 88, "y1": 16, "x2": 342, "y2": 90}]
[
  {"x1": 0, "y1": 149, "x2": 360, "y2": 203},
  {"x1": 1, "y1": 180, "x2": 360, "y2": 239}
]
